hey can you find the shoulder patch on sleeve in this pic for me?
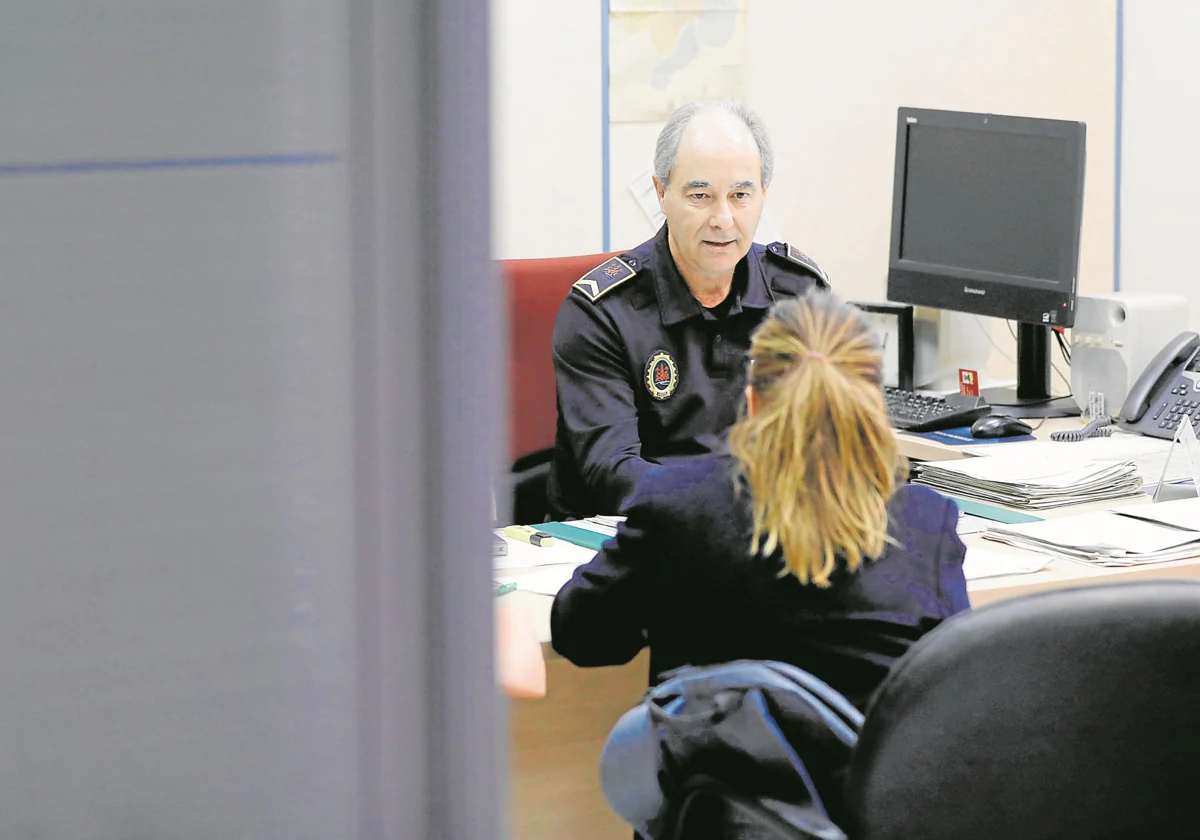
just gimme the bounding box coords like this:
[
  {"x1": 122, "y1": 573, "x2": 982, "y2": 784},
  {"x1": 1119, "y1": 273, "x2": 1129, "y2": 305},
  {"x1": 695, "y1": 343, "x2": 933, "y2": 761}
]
[
  {"x1": 572, "y1": 256, "x2": 638, "y2": 302},
  {"x1": 766, "y1": 242, "x2": 829, "y2": 288}
]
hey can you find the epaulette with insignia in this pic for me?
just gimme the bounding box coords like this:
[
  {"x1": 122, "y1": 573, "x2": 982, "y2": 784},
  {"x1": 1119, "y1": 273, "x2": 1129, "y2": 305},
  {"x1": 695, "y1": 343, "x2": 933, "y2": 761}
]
[
  {"x1": 572, "y1": 256, "x2": 638, "y2": 302},
  {"x1": 765, "y1": 242, "x2": 830, "y2": 288}
]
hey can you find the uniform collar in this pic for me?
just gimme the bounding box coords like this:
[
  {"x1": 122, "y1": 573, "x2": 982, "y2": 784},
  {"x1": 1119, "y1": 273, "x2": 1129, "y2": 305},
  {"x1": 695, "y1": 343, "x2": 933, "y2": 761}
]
[{"x1": 646, "y1": 224, "x2": 773, "y2": 326}]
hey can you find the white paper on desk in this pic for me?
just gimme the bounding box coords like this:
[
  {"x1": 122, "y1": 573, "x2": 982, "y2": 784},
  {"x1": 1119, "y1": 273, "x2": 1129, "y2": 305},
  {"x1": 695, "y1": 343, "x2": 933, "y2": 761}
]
[
  {"x1": 962, "y1": 548, "x2": 1052, "y2": 580},
  {"x1": 492, "y1": 532, "x2": 596, "y2": 570},
  {"x1": 960, "y1": 430, "x2": 1172, "y2": 461},
  {"x1": 592, "y1": 515, "x2": 627, "y2": 527},
  {"x1": 957, "y1": 513, "x2": 991, "y2": 535},
  {"x1": 924, "y1": 452, "x2": 1129, "y2": 487},
  {"x1": 1043, "y1": 544, "x2": 1200, "y2": 568},
  {"x1": 570, "y1": 516, "x2": 630, "y2": 539},
  {"x1": 496, "y1": 564, "x2": 579, "y2": 597},
  {"x1": 1114, "y1": 497, "x2": 1200, "y2": 532},
  {"x1": 986, "y1": 511, "x2": 1200, "y2": 555},
  {"x1": 572, "y1": 519, "x2": 619, "y2": 539},
  {"x1": 961, "y1": 433, "x2": 1191, "y2": 485}
]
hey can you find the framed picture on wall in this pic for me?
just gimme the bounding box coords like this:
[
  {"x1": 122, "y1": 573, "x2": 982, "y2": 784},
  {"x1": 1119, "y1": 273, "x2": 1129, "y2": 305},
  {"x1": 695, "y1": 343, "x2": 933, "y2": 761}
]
[{"x1": 850, "y1": 302, "x2": 914, "y2": 391}]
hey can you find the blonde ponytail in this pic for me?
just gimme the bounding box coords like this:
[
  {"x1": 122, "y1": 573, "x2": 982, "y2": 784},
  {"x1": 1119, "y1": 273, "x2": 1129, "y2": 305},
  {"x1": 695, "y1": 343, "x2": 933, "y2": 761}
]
[{"x1": 728, "y1": 293, "x2": 907, "y2": 586}]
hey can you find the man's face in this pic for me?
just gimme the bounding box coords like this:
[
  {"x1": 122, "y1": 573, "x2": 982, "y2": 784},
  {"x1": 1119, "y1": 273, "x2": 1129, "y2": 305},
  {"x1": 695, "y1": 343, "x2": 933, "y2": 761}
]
[{"x1": 655, "y1": 113, "x2": 767, "y2": 284}]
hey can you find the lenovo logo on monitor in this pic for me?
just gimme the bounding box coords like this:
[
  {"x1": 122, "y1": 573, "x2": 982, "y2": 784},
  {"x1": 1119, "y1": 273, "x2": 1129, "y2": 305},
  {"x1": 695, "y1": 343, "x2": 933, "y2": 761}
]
[{"x1": 963, "y1": 286, "x2": 986, "y2": 295}]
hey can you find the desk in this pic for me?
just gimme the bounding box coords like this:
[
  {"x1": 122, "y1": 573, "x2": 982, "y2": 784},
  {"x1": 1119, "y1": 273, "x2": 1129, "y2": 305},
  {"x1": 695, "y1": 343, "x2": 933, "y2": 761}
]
[{"x1": 505, "y1": 418, "x2": 1200, "y2": 840}]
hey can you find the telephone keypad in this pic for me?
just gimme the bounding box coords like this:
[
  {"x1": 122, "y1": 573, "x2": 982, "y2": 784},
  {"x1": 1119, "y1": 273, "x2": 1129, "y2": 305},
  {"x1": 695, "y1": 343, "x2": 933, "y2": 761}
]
[{"x1": 1159, "y1": 390, "x2": 1200, "y2": 432}]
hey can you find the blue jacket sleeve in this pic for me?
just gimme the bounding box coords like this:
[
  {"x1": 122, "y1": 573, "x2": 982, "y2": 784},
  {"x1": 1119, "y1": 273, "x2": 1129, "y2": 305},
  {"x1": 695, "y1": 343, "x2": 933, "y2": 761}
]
[
  {"x1": 551, "y1": 294, "x2": 654, "y2": 513},
  {"x1": 936, "y1": 497, "x2": 970, "y2": 614},
  {"x1": 550, "y1": 493, "x2": 656, "y2": 666}
]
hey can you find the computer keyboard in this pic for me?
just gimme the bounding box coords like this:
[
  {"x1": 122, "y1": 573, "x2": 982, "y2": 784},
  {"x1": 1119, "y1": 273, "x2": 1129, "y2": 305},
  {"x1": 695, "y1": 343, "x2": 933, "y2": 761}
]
[{"x1": 884, "y1": 387, "x2": 992, "y2": 433}]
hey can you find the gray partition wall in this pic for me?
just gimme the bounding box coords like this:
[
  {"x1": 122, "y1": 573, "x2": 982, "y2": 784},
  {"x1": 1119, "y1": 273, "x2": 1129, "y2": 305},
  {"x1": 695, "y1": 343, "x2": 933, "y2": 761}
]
[
  {"x1": 0, "y1": 2, "x2": 501, "y2": 838},
  {"x1": 1118, "y1": 1, "x2": 1200, "y2": 328}
]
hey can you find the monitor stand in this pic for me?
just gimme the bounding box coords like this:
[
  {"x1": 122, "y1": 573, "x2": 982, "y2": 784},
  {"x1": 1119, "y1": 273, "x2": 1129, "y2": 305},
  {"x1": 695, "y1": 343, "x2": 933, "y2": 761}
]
[{"x1": 980, "y1": 322, "x2": 1081, "y2": 419}]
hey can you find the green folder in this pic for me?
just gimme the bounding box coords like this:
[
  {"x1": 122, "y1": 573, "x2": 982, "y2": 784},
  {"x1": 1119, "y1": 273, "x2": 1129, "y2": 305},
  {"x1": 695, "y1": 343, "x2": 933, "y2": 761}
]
[
  {"x1": 538, "y1": 500, "x2": 1038, "y2": 549},
  {"x1": 950, "y1": 496, "x2": 1043, "y2": 524},
  {"x1": 536, "y1": 521, "x2": 610, "y2": 551}
]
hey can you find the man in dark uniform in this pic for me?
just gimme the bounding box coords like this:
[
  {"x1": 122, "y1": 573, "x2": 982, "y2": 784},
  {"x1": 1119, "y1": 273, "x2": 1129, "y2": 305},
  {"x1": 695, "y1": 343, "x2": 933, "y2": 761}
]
[{"x1": 548, "y1": 100, "x2": 829, "y2": 519}]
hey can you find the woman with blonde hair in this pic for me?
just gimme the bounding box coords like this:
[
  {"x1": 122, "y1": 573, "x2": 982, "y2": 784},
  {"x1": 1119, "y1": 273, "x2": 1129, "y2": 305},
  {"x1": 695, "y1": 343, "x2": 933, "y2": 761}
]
[{"x1": 551, "y1": 290, "x2": 968, "y2": 711}]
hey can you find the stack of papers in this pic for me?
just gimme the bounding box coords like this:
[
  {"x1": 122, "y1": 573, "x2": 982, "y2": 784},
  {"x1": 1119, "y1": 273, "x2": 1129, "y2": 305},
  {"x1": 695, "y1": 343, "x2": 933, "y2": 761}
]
[
  {"x1": 570, "y1": 515, "x2": 626, "y2": 539},
  {"x1": 962, "y1": 547, "x2": 1053, "y2": 580},
  {"x1": 913, "y1": 452, "x2": 1143, "y2": 509},
  {"x1": 983, "y1": 509, "x2": 1200, "y2": 567},
  {"x1": 959, "y1": 431, "x2": 1194, "y2": 487},
  {"x1": 1115, "y1": 496, "x2": 1200, "y2": 531}
]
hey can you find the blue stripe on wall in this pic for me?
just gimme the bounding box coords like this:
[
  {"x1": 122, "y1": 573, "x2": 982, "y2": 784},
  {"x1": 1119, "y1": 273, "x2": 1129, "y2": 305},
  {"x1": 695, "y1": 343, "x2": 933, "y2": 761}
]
[
  {"x1": 0, "y1": 152, "x2": 339, "y2": 178},
  {"x1": 1114, "y1": 0, "x2": 1124, "y2": 292},
  {"x1": 601, "y1": 0, "x2": 612, "y2": 252}
]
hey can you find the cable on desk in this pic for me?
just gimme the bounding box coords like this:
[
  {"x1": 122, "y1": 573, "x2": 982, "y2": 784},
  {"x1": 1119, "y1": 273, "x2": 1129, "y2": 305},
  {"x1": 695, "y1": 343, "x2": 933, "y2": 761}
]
[
  {"x1": 1050, "y1": 415, "x2": 1115, "y2": 442},
  {"x1": 1054, "y1": 328, "x2": 1072, "y2": 364},
  {"x1": 998, "y1": 318, "x2": 1071, "y2": 392}
]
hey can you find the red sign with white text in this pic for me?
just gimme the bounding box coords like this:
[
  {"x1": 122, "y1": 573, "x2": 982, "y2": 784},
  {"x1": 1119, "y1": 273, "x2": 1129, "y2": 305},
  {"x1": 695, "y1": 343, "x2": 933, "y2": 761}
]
[{"x1": 958, "y1": 368, "x2": 980, "y2": 397}]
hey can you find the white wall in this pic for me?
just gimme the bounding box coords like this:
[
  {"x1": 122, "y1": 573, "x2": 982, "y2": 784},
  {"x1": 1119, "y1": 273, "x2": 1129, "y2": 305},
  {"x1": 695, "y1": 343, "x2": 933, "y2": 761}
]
[
  {"x1": 1120, "y1": 1, "x2": 1200, "y2": 330},
  {"x1": 494, "y1": 1, "x2": 1116, "y2": 296},
  {"x1": 489, "y1": 2, "x2": 602, "y2": 259},
  {"x1": 490, "y1": 0, "x2": 1118, "y2": 390},
  {"x1": 609, "y1": 0, "x2": 1117, "y2": 303}
]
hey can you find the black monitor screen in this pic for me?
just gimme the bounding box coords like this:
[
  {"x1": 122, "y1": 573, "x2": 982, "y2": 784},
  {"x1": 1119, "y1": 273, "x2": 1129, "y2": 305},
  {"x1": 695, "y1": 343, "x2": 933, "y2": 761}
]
[{"x1": 899, "y1": 124, "x2": 1073, "y2": 285}]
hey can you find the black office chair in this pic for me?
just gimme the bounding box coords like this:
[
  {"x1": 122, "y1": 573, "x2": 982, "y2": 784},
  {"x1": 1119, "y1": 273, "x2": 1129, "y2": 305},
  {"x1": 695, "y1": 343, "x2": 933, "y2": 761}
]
[
  {"x1": 663, "y1": 775, "x2": 846, "y2": 840},
  {"x1": 510, "y1": 452, "x2": 552, "y2": 525},
  {"x1": 843, "y1": 580, "x2": 1200, "y2": 840}
]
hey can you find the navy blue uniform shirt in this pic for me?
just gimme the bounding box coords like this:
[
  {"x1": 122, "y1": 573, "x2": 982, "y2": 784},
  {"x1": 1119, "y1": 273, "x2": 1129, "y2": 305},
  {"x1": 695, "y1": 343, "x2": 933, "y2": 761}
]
[
  {"x1": 551, "y1": 455, "x2": 969, "y2": 711},
  {"x1": 547, "y1": 224, "x2": 828, "y2": 520}
]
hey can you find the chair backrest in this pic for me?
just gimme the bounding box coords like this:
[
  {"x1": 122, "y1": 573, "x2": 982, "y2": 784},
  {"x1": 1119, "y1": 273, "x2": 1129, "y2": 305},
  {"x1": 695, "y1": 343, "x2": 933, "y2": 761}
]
[
  {"x1": 665, "y1": 777, "x2": 848, "y2": 840},
  {"x1": 500, "y1": 252, "x2": 615, "y2": 466},
  {"x1": 601, "y1": 660, "x2": 862, "y2": 840},
  {"x1": 843, "y1": 580, "x2": 1200, "y2": 840}
]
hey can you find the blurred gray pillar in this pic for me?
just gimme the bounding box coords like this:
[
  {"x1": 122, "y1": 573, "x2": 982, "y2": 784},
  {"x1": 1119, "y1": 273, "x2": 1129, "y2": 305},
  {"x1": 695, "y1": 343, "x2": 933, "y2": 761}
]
[
  {"x1": 0, "y1": 0, "x2": 501, "y2": 838},
  {"x1": 351, "y1": 1, "x2": 503, "y2": 839}
]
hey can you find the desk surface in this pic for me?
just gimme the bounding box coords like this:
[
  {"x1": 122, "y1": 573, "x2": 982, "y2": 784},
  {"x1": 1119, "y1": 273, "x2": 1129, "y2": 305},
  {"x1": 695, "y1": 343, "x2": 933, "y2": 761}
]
[
  {"x1": 499, "y1": 417, "x2": 1198, "y2": 649},
  {"x1": 502, "y1": 416, "x2": 1200, "y2": 840}
]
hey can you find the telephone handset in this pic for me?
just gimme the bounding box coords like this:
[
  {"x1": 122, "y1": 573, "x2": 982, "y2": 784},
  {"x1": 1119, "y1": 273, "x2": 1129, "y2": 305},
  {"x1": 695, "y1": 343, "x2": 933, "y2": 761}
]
[{"x1": 1118, "y1": 331, "x2": 1200, "y2": 439}]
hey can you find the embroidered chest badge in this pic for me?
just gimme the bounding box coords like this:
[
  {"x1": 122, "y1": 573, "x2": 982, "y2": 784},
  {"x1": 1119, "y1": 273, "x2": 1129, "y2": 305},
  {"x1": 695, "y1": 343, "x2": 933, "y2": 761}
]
[{"x1": 645, "y1": 350, "x2": 679, "y2": 400}]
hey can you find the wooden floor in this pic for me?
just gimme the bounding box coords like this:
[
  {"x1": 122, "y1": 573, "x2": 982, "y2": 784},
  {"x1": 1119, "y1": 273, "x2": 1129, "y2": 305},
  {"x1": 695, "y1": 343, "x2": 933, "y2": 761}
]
[{"x1": 508, "y1": 652, "x2": 649, "y2": 840}]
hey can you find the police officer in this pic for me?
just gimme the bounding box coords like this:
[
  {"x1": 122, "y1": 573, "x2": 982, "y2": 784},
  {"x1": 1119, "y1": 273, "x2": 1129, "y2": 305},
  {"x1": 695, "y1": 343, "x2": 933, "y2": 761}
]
[{"x1": 548, "y1": 100, "x2": 829, "y2": 520}]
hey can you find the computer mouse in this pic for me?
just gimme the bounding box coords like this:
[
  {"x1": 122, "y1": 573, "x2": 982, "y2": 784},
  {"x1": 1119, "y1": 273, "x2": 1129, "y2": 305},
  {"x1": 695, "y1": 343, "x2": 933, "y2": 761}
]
[{"x1": 970, "y1": 414, "x2": 1034, "y2": 439}]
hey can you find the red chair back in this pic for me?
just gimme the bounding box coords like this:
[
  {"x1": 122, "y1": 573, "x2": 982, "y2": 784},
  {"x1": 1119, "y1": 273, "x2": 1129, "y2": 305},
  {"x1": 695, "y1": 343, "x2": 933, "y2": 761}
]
[{"x1": 501, "y1": 252, "x2": 617, "y2": 464}]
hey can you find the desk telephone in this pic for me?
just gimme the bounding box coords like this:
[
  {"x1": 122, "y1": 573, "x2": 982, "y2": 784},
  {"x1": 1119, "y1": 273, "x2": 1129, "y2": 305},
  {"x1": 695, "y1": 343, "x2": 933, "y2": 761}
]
[{"x1": 1118, "y1": 331, "x2": 1200, "y2": 439}]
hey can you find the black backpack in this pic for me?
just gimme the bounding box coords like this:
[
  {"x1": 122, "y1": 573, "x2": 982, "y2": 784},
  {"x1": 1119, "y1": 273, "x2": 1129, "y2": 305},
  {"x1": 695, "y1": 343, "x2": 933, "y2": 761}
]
[{"x1": 600, "y1": 660, "x2": 863, "y2": 839}]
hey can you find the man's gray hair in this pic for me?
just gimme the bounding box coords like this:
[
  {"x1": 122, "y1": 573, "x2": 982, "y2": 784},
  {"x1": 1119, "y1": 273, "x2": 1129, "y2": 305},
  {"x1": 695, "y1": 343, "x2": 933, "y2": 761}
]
[{"x1": 653, "y1": 100, "x2": 774, "y2": 189}]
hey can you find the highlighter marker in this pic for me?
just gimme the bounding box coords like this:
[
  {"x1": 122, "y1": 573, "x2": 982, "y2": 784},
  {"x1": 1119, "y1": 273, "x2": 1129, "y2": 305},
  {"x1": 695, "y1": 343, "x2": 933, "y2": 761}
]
[{"x1": 503, "y1": 524, "x2": 556, "y2": 547}]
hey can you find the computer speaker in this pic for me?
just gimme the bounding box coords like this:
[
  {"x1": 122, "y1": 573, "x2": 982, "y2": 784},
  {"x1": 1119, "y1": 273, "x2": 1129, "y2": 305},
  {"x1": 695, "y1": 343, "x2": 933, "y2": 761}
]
[{"x1": 1070, "y1": 292, "x2": 1190, "y2": 416}]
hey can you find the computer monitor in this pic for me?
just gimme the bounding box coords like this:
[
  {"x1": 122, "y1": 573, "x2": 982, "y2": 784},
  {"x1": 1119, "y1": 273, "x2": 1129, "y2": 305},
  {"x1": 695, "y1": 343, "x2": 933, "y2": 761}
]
[{"x1": 886, "y1": 107, "x2": 1087, "y2": 417}]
